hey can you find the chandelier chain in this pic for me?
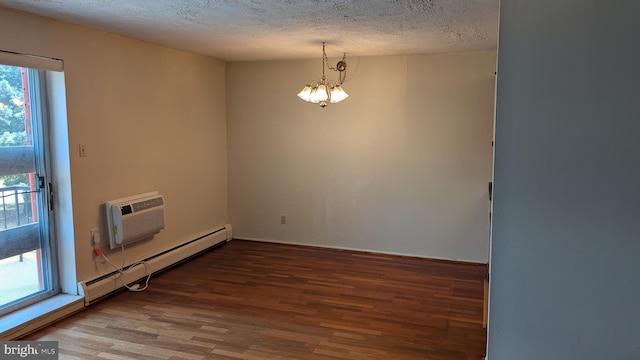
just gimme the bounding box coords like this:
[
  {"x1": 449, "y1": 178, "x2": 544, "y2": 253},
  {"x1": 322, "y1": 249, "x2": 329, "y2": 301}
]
[
  {"x1": 322, "y1": 42, "x2": 347, "y2": 85},
  {"x1": 323, "y1": 48, "x2": 347, "y2": 84}
]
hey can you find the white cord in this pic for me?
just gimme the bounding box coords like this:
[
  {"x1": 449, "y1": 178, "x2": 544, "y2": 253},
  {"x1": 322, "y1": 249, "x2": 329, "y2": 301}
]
[{"x1": 101, "y1": 243, "x2": 151, "y2": 292}]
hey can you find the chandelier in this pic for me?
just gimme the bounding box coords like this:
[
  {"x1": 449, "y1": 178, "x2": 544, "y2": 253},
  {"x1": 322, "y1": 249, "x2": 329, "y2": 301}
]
[{"x1": 297, "y1": 42, "x2": 348, "y2": 108}]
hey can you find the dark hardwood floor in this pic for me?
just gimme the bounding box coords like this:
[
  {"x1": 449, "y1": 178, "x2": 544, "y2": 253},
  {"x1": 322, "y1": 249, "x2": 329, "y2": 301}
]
[{"x1": 26, "y1": 240, "x2": 488, "y2": 359}]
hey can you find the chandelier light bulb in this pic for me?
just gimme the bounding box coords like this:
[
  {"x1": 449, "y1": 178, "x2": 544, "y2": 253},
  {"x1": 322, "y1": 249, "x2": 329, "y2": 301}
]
[
  {"x1": 315, "y1": 84, "x2": 329, "y2": 102},
  {"x1": 297, "y1": 85, "x2": 313, "y2": 102},
  {"x1": 329, "y1": 85, "x2": 349, "y2": 103}
]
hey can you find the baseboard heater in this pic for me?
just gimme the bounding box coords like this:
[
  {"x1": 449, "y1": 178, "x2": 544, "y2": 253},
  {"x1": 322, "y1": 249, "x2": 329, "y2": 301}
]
[{"x1": 78, "y1": 224, "x2": 233, "y2": 306}]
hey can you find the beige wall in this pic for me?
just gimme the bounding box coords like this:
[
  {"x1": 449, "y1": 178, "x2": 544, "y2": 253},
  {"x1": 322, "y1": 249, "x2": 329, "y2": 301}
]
[
  {"x1": 1, "y1": 4, "x2": 496, "y2": 287},
  {"x1": 227, "y1": 51, "x2": 495, "y2": 262},
  {"x1": 0, "y1": 7, "x2": 228, "y2": 285}
]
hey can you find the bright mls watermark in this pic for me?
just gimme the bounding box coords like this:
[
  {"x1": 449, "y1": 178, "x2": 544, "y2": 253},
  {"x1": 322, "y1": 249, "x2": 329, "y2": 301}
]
[{"x1": 1, "y1": 341, "x2": 58, "y2": 359}]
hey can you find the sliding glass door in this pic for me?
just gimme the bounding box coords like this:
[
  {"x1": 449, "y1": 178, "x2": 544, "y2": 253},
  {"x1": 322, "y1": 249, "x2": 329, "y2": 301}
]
[{"x1": 0, "y1": 64, "x2": 58, "y2": 315}]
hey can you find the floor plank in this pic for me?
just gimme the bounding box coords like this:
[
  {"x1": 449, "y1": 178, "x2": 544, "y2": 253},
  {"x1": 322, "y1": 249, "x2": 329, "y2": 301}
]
[{"x1": 26, "y1": 240, "x2": 487, "y2": 359}]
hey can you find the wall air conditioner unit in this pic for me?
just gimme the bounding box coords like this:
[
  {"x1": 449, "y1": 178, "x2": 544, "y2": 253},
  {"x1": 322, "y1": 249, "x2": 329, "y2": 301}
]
[{"x1": 105, "y1": 191, "x2": 165, "y2": 249}]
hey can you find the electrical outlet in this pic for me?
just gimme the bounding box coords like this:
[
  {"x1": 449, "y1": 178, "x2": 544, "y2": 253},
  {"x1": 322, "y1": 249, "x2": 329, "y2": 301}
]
[
  {"x1": 280, "y1": 215, "x2": 286, "y2": 225},
  {"x1": 90, "y1": 228, "x2": 99, "y2": 245}
]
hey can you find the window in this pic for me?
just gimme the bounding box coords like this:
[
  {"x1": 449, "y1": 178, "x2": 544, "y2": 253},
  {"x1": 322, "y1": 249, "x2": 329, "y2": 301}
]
[{"x1": 0, "y1": 63, "x2": 59, "y2": 316}]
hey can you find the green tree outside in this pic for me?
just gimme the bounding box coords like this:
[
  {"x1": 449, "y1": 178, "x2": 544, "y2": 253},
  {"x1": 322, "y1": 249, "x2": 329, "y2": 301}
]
[{"x1": 0, "y1": 65, "x2": 29, "y2": 187}]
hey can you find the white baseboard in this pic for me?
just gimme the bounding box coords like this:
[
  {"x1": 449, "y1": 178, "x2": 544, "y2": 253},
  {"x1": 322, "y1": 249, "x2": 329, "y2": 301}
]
[{"x1": 234, "y1": 236, "x2": 486, "y2": 264}]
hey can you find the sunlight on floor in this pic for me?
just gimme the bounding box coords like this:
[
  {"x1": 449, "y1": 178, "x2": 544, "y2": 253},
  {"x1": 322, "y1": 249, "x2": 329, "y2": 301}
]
[{"x1": 0, "y1": 251, "x2": 42, "y2": 306}]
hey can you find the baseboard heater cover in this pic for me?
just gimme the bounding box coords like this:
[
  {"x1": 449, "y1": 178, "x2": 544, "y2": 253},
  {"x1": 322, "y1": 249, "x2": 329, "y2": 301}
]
[{"x1": 78, "y1": 224, "x2": 232, "y2": 306}]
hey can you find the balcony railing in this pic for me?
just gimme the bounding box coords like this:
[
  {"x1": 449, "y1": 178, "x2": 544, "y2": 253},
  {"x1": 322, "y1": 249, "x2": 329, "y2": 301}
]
[
  {"x1": 0, "y1": 185, "x2": 39, "y2": 261},
  {"x1": 0, "y1": 185, "x2": 42, "y2": 309},
  {"x1": 0, "y1": 185, "x2": 33, "y2": 230}
]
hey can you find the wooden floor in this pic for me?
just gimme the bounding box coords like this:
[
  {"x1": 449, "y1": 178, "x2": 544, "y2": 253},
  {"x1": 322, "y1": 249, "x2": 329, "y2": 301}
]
[{"x1": 26, "y1": 240, "x2": 488, "y2": 359}]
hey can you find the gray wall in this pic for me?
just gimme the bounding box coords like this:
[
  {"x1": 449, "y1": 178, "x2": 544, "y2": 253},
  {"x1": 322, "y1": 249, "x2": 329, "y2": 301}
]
[{"x1": 488, "y1": 0, "x2": 640, "y2": 359}]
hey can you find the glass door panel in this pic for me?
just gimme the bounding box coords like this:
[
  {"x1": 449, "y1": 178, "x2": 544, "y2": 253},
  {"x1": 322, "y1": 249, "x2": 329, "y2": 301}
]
[{"x1": 0, "y1": 64, "x2": 56, "y2": 315}]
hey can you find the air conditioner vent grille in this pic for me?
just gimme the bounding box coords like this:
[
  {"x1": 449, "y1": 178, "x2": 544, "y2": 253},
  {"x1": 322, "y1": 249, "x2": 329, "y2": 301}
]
[{"x1": 132, "y1": 197, "x2": 164, "y2": 212}]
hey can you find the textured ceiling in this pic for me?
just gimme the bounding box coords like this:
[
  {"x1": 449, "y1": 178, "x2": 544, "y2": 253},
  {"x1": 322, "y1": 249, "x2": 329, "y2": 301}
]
[{"x1": 0, "y1": 0, "x2": 499, "y2": 61}]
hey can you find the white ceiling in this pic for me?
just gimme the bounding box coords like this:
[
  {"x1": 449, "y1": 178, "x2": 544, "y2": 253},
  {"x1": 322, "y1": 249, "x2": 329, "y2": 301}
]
[{"x1": 0, "y1": 0, "x2": 499, "y2": 61}]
